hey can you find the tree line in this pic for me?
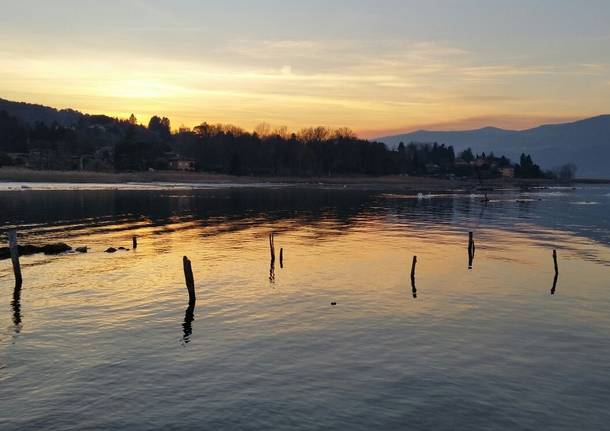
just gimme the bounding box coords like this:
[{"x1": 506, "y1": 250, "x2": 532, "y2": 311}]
[{"x1": 0, "y1": 109, "x2": 567, "y2": 179}]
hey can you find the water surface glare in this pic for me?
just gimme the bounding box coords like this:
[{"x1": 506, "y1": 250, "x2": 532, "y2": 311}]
[{"x1": 1, "y1": 186, "x2": 610, "y2": 430}]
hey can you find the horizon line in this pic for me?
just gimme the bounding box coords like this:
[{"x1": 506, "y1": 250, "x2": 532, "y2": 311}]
[{"x1": 2, "y1": 96, "x2": 606, "y2": 141}]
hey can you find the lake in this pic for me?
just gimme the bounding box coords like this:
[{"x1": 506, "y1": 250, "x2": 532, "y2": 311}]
[{"x1": 1, "y1": 184, "x2": 610, "y2": 430}]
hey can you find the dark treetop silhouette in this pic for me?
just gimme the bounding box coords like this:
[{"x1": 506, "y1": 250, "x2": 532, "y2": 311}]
[{"x1": 0, "y1": 98, "x2": 552, "y2": 179}]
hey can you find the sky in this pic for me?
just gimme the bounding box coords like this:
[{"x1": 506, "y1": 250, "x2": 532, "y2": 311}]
[{"x1": 1, "y1": 0, "x2": 609, "y2": 137}]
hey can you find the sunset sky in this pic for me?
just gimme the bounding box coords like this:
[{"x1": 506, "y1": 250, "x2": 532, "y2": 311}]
[{"x1": 1, "y1": 0, "x2": 609, "y2": 137}]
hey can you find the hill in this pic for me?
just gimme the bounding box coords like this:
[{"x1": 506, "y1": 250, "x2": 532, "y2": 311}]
[
  {"x1": 0, "y1": 98, "x2": 83, "y2": 126},
  {"x1": 377, "y1": 116, "x2": 610, "y2": 178}
]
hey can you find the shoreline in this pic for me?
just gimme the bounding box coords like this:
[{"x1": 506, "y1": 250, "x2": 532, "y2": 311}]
[{"x1": 0, "y1": 167, "x2": 571, "y2": 192}]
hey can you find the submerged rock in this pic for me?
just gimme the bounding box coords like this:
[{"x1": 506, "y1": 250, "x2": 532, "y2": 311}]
[
  {"x1": 42, "y1": 243, "x2": 72, "y2": 255},
  {"x1": 75, "y1": 247, "x2": 88, "y2": 253},
  {"x1": 0, "y1": 243, "x2": 72, "y2": 259},
  {"x1": 105, "y1": 246, "x2": 130, "y2": 253}
]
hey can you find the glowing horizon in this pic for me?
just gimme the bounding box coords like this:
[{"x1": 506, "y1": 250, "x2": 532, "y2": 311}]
[{"x1": 1, "y1": 1, "x2": 609, "y2": 138}]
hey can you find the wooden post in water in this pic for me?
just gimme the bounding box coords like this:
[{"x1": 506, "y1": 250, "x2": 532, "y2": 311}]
[
  {"x1": 279, "y1": 248, "x2": 284, "y2": 269},
  {"x1": 132, "y1": 235, "x2": 138, "y2": 250},
  {"x1": 411, "y1": 256, "x2": 417, "y2": 280},
  {"x1": 411, "y1": 256, "x2": 417, "y2": 298},
  {"x1": 468, "y1": 232, "x2": 475, "y2": 269},
  {"x1": 183, "y1": 256, "x2": 196, "y2": 304},
  {"x1": 8, "y1": 230, "x2": 22, "y2": 288},
  {"x1": 551, "y1": 250, "x2": 559, "y2": 295}
]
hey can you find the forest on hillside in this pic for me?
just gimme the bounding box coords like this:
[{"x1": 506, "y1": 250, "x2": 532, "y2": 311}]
[{"x1": 0, "y1": 107, "x2": 561, "y2": 179}]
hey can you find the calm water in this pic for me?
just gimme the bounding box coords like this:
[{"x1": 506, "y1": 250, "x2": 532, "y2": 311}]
[{"x1": 1, "y1": 185, "x2": 610, "y2": 430}]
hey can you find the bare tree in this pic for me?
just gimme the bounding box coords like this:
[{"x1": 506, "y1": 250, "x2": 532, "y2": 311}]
[{"x1": 555, "y1": 164, "x2": 578, "y2": 181}]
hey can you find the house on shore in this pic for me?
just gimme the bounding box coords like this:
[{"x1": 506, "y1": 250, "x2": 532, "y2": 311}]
[
  {"x1": 501, "y1": 167, "x2": 515, "y2": 178},
  {"x1": 168, "y1": 156, "x2": 196, "y2": 171}
]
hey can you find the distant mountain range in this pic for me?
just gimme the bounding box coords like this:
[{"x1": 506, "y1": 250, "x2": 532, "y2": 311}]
[{"x1": 377, "y1": 116, "x2": 610, "y2": 178}]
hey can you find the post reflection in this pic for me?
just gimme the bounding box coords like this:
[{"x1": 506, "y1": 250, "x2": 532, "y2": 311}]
[
  {"x1": 12, "y1": 282, "x2": 22, "y2": 334},
  {"x1": 269, "y1": 232, "x2": 276, "y2": 283},
  {"x1": 411, "y1": 275, "x2": 417, "y2": 299},
  {"x1": 468, "y1": 232, "x2": 476, "y2": 269},
  {"x1": 411, "y1": 256, "x2": 417, "y2": 299},
  {"x1": 182, "y1": 303, "x2": 195, "y2": 343},
  {"x1": 551, "y1": 273, "x2": 559, "y2": 295},
  {"x1": 269, "y1": 258, "x2": 276, "y2": 283}
]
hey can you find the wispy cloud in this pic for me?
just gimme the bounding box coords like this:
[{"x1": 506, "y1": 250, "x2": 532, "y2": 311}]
[
  {"x1": 1, "y1": 34, "x2": 608, "y2": 134},
  {"x1": 573, "y1": 63, "x2": 609, "y2": 75},
  {"x1": 459, "y1": 65, "x2": 553, "y2": 79}
]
